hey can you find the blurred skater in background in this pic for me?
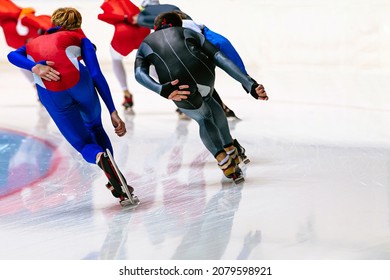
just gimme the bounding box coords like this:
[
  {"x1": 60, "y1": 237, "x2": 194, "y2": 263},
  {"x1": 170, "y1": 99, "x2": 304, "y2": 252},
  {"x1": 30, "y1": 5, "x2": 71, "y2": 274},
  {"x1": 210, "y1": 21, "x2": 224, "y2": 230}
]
[
  {"x1": 98, "y1": 0, "x2": 150, "y2": 113},
  {"x1": 0, "y1": 0, "x2": 52, "y2": 93}
]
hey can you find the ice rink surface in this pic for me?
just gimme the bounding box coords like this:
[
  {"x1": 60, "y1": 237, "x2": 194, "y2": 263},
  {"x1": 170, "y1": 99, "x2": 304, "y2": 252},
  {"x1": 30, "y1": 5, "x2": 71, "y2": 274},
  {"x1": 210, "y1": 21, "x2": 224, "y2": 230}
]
[{"x1": 0, "y1": 0, "x2": 390, "y2": 269}]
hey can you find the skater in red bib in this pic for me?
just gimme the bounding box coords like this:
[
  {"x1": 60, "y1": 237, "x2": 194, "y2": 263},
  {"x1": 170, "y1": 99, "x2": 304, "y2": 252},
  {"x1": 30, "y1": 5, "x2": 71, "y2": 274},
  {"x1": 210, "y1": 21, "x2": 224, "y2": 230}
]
[
  {"x1": 0, "y1": 0, "x2": 53, "y2": 90},
  {"x1": 135, "y1": 12, "x2": 268, "y2": 183},
  {"x1": 7, "y1": 7, "x2": 139, "y2": 206},
  {"x1": 98, "y1": 0, "x2": 150, "y2": 113}
]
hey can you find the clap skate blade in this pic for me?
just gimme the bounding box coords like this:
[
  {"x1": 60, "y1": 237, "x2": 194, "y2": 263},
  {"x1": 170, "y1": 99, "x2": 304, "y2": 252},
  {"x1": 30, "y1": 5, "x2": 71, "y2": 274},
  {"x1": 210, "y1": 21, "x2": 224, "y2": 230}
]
[
  {"x1": 233, "y1": 139, "x2": 250, "y2": 165},
  {"x1": 238, "y1": 150, "x2": 250, "y2": 165},
  {"x1": 120, "y1": 195, "x2": 140, "y2": 207},
  {"x1": 231, "y1": 167, "x2": 245, "y2": 184},
  {"x1": 106, "y1": 149, "x2": 140, "y2": 207},
  {"x1": 232, "y1": 173, "x2": 245, "y2": 184}
]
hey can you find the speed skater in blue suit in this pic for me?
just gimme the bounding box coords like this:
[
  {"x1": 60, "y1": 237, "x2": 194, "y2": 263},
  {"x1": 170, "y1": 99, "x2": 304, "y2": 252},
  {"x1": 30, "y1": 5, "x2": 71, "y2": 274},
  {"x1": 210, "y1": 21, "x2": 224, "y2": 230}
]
[{"x1": 7, "y1": 7, "x2": 137, "y2": 206}]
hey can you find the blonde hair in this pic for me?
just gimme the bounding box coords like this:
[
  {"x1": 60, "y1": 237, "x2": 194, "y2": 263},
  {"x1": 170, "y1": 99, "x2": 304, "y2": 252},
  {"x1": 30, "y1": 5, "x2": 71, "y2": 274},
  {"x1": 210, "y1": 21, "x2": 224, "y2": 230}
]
[{"x1": 51, "y1": 7, "x2": 82, "y2": 30}]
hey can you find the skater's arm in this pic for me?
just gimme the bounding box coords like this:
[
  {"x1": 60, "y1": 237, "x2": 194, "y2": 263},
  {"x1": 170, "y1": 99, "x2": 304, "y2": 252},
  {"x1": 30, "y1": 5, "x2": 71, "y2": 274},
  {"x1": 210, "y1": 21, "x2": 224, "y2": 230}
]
[
  {"x1": 81, "y1": 38, "x2": 125, "y2": 133},
  {"x1": 134, "y1": 52, "x2": 162, "y2": 94},
  {"x1": 98, "y1": 13, "x2": 131, "y2": 25},
  {"x1": 81, "y1": 38, "x2": 116, "y2": 114},
  {"x1": 136, "y1": 12, "x2": 156, "y2": 28},
  {"x1": 166, "y1": 79, "x2": 190, "y2": 101},
  {"x1": 21, "y1": 14, "x2": 51, "y2": 32},
  {"x1": 31, "y1": 61, "x2": 60, "y2": 81},
  {"x1": 7, "y1": 46, "x2": 36, "y2": 71},
  {"x1": 196, "y1": 33, "x2": 267, "y2": 99},
  {"x1": 200, "y1": 40, "x2": 251, "y2": 90},
  {"x1": 134, "y1": 44, "x2": 168, "y2": 97},
  {"x1": 7, "y1": 46, "x2": 60, "y2": 81},
  {"x1": 137, "y1": 4, "x2": 182, "y2": 28},
  {"x1": 213, "y1": 51, "x2": 252, "y2": 91},
  {"x1": 134, "y1": 52, "x2": 190, "y2": 100},
  {"x1": 203, "y1": 41, "x2": 268, "y2": 100}
]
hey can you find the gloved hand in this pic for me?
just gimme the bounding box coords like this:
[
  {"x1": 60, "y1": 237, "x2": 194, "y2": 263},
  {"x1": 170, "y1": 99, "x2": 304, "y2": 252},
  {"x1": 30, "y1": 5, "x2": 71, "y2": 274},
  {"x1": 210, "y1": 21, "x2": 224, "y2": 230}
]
[
  {"x1": 161, "y1": 79, "x2": 190, "y2": 101},
  {"x1": 248, "y1": 77, "x2": 268, "y2": 100}
]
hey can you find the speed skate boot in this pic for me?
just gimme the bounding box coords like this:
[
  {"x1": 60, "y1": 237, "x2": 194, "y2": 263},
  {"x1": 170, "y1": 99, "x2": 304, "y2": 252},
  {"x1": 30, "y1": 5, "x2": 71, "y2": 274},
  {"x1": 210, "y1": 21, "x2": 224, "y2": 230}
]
[
  {"x1": 218, "y1": 155, "x2": 244, "y2": 184},
  {"x1": 122, "y1": 95, "x2": 134, "y2": 113},
  {"x1": 233, "y1": 139, "x2": 250, "y2": 164},
  {"x1": 106, "y1": 182, "x2": 134, "y2": 203},
  {"x1": 225, "y1": 145, "x2": 240, "y2": 165},
  {"x1": 97, "y1": 152, "x2": 139, "y2": 207}
]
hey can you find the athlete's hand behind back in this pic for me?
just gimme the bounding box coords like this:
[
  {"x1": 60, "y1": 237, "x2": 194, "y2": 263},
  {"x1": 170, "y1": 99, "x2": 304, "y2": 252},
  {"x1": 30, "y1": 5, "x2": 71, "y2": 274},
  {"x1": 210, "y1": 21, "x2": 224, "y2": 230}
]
[
  {"x1": 32, "y1": 61, "x2": 60, "y2": 81},
  {"x1": 167, "y1": 79, "x2": 190, "y2": 101}
]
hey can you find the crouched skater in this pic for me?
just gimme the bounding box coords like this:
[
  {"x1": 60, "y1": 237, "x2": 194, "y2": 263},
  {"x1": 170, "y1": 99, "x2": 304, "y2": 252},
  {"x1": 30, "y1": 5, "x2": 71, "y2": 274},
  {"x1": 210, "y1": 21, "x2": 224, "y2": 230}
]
[
  {"x1": 7, "y1": 7, "x2": 139, "y2": 207},
  {"x1": 134, "y1": 12, "x2": 268, "y2": 183}
]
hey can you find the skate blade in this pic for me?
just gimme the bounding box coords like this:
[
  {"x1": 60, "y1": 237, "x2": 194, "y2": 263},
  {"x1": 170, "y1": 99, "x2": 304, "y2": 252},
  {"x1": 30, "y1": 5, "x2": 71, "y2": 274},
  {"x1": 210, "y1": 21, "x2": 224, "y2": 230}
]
[
  {"x1": 178, "y1": 115, "x2": 191, "y2": 121},
  {"x1": 124, "y1": 108, "x2": 135, "y2": 115},
  {"x1": 227, "y1": 115, "x2": 241, "y2": 121},
  {"x1": 227, "y1": 115, "x2": 240, "y2": 120},
  {"x1": 120, "y1": 196, "x2": 140, "y2": 208},
  {"x1": 233, "y1": 176, "x2": 245, "y2": 184}
]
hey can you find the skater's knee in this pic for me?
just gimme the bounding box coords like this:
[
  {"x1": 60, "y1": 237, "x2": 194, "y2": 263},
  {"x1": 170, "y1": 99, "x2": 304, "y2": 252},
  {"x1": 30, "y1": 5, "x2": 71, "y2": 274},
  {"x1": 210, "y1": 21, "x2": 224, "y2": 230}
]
[{"x1": 80, "y1": 144, "x2": 105, "y2": 164}]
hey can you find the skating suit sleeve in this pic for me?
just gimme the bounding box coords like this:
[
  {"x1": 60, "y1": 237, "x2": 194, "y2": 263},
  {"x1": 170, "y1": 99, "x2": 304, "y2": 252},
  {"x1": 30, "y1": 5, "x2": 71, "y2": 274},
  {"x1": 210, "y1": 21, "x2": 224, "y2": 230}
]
[
  {"x1": 98, "y1": 0, "x2": 141, "y2": 24},
  {"x1": 81, "y1": 38, "x2": 116, "y2": 114},
  {"x1": 98, "y1": 0, "x2": 150, "y2": 56},
  {"x1": 177, "y1": 30, "x2": 254, "y2": 92},
  {"x1": 134, "y1": 42, "x2": 164, "y2": 95},
  {"x1": 212, "y1": 49, "x2": 254, "y2": 93},
  {"x1": 98, "y1": 13, "x2": 127, "y2": 25},
  {"x1": 7, "y1": 45, "x2": 37, "y2": 70}
]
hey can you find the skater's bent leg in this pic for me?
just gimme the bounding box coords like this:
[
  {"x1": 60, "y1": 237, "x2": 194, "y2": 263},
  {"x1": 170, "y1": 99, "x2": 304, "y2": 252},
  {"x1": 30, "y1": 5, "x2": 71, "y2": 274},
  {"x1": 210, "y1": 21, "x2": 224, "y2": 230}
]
[
  {"x1": 179, "y1": 102, "x2": 225, "y2": 156},
  {"x1": 110, "y1": 47, "x2": 135, "y2": 110},
  {"x1": 37, "y1": 87, "x2": 105, "y2": 163},
  {"x1": 51, "y1": 109, "x2": 104, "y2": 163},
  {"x1": 85, "y1": 121, "x2": 113, "y2": 156},
  {"x1": 96, "y1": 151, "x2": 134, "y2": 198},
  {"x1": 43, "y1": 106, "x2": 104, "y2": 163},
  {"x1": 177, "y1": 98, "x2": 241, "y2": 179},
  {"x1": 110, "y1": 47, "x2": 129, "y2": 92},
  {"x1": 70, "y1": 71, "x2": 114, "y2": 155},
  {"x1": 212, "y1": 89, "x2": 237, "y2": 118},
  {"x1": 206, "y1": 95, "x2": 233, "y2": 147},
  {"x1": 212, "y1": 89, "x2": 224, "y2": 108},
  {"x1": 204, "y1": 96, "x2": 244, "y2": 163}
]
